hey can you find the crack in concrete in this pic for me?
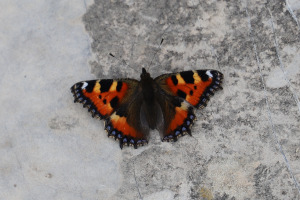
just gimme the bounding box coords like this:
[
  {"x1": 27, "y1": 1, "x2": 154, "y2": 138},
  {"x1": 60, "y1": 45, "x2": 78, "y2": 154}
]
[
  {"x1": 285, "y1": 0, "x2": 300, "y2": 30},
  {"x1": 83, "y1": 0, "x2": 87, "y2": 11},
  {"x1": 245, "y1": 3, "x2": 300, "y2": 195},
  {"x1": 268, "y1": 8, "x2": 300, "y2": 114},
  {"x1": 133, "y1": 159, "x2": 143, "y2": 200}
]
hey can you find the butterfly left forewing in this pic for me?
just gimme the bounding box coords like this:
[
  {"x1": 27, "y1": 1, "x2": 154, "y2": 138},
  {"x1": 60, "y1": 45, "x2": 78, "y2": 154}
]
[
  {"x1": 71, "y1": 79, "x2": 135, "y2": 119},
  {"x1": 154, "y1": 69, "x2": 223, "y2": 141}
]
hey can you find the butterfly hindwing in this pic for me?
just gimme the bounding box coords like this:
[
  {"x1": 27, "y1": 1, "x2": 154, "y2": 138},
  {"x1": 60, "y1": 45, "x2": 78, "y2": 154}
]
[
  {"x1": 155, "y1": 94, "x2": 196, "y2": 141},
  {"x1": 104, "y1": 93, "x2": 149, "y2": 149},
  {"x1": 154, "y1": 69, "x2": 223, "y2": 141}
]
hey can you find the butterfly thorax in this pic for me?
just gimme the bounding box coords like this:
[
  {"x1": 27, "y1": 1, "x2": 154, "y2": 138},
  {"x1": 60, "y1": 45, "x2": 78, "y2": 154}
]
[{"x1": 140, "y1": 68, "x2": 155, "y2": 105}]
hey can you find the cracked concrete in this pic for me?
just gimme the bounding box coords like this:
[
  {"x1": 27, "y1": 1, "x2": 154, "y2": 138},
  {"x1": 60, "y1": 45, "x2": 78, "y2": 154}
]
[{"x1": 1, "y1": 0, "x2": 300, "y2": 199}]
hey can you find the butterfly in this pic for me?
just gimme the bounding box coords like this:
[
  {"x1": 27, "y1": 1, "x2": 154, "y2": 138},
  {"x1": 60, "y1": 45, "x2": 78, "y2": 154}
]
[{"x1": 71, "y1": 68, "x2": 223, "y2": 149}]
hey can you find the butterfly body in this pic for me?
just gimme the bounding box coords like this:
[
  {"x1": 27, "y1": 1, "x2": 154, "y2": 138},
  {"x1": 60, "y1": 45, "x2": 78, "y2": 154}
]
[
  {"x1": 71, "y1": 68, "x2": 223, "y2": 149},
  {"x1": 139, "y1": 68, "x2": 160, "y2": 129}
]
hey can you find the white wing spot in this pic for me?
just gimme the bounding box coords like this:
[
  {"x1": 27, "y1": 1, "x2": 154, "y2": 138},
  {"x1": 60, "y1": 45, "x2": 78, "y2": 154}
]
[
  {"x1": 81, "y1": 82, "x2": 88, "y2": 89},
  {"x1": 206, "y1": 70, "x2": 213, "y2": 77}
]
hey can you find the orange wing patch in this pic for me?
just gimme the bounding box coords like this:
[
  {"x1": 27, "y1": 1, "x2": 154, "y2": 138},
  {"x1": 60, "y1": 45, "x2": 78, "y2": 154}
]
[
  {"x1": 163, "y1": 101, "x2": 196, "y2": 142},
  {"x1": 110, "y1": 113, "x2": 144, "y2": 138},
  {"x1": 105, "y1": 113, "x2": 148, "y2": 149},
  {"x1": 168, "y1": 106, "x2": 188, "y2": 132},
  {"x1": 165, "y1": 70, "x2": 223, "y2": 108},
  {"x1": 71, "y1": 80, "x2": 128, "y2": 119}
]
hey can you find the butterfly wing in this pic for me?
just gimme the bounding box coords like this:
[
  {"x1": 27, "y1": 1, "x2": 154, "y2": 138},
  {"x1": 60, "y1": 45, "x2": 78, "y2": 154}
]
[
  {"x1": 154, "y1": 70, "x2": 223, "y2": 141},
  {"x1": 155, "y1": 94, "x2": 196, "y2": 141},
  {"x1": 104, "y1": 91, "x2": 150, "y2": 149},
  {"x1": 71, "y1": 79, "x2": 131, "y2": 119},
  {"x1": 71, "y1": 79, "x2": 148, "y2": 149}
]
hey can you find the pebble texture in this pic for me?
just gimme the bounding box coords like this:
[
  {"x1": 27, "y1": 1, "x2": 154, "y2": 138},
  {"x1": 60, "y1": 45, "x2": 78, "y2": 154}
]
[{"x1": 1, "y1": 0, "x2": 300, "y2": 200}]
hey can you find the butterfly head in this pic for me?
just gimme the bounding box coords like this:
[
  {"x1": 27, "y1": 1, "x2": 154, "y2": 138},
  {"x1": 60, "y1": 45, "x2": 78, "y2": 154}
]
[{"x1": 141, "y1": 68, "x2": 152, "y2": 80}]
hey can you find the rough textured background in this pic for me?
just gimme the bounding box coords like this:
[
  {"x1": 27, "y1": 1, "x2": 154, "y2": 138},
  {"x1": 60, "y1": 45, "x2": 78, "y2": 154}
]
[{"x1": 1, "y1": 0, "x2": 300, "y2": 199}]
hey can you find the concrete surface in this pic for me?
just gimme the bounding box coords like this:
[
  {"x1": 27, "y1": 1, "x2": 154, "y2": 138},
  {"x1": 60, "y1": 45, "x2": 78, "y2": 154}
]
[{"x1": 0, "y1": 0, "x2": 300, "y2": 199}]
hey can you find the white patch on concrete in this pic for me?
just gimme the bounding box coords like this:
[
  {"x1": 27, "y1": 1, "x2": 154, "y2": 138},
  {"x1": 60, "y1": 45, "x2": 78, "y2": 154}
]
[
  {"x1": 288, "y1": 0, "x2": 300, "y2": 10},
  {"x1": 265, "y1": 68, "x2": 288, "y2": 88},
  {"x1": 206, "y1": 70, "x2": 213, "y2": 77},
  {"x1": 207, "y1": 160, "x2": 255, "y2": 199},
  {"x1": 266, "y1": 46, "x2": 300, "y2": 88},
  {"x1": 81, "y1": 82, "x2": 88, "y2": 89},
  {"x1": 0, "y1": 0, "x2": 121, "y2": 199}
]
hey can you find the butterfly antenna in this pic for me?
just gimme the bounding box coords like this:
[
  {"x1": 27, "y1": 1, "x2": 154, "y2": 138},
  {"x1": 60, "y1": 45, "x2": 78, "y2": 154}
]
[
  {"x1": 109, "y1": 53, "x2": 139, "y2": 74},
  {"x1": 146, "y1": 24, "x2": 170, "y2": 72},
  {"x1": 148, "y1": 38, "x2": 164, "y2": 67}
]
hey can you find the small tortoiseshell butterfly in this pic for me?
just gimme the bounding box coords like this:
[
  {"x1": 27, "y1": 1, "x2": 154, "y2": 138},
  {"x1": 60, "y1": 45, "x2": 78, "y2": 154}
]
[{"x1": 71, "y1": 68, "x2": 223, "y2": 149}]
